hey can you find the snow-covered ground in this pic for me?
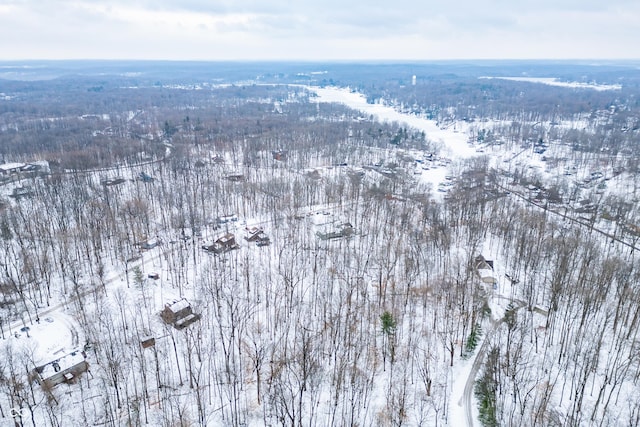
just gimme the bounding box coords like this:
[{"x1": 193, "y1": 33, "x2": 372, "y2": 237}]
[
  {"x1": 479, "y1": 76, "x2": 622, "y2": 91},
  {"x1": 1, "y1": 81, "x2": 639, "y2": 427},
  {"x1": 310, "y1": 86, "x2": 479, "y2": 159},
  {"x1": 4, "y1": 313, "x2": 83, "y2": 367}
]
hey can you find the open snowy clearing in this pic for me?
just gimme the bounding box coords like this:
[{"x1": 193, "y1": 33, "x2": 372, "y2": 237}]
[{"x1": 3, "y1": 312, "x2": 83, "y2": 367}]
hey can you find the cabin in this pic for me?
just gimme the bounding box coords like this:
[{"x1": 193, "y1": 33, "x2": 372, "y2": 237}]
[
  {"x1": 202, "y1": 233, "x2": 240, "y2": 254},
  {"x1": 161, "y1": 298, "x2": 200, "y2": 329},
  {"x1": 475, "y1": 255, "x2": 496, "y2": 284},
  {"x1": 32, "y1": 350, "x2": 89, "y2": 388}
]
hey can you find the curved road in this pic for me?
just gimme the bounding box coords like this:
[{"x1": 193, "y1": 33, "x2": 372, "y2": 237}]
[{"x1": 461, "y1": 300, "x2": 527, "y2": 427}]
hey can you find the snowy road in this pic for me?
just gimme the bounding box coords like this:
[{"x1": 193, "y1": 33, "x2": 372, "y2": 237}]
[
  {"x1": 4, "y1": 247, "x2": 162, "y2": 339},
  {"x1": 462, "y1": 301, "x2": 527, "y2": 427},
  {"x1": 495, "y1": 182, "x2": 640, "y2": 254},
  {"x1": 461, "y1": 318, "x2": 499, "y2": 427}
]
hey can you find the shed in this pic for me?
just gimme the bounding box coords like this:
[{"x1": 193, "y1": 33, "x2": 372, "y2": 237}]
[{"x1": 141, "y1": 336, "x2": 156, "y2": 348}]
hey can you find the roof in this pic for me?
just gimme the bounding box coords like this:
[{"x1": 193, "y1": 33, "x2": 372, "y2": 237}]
[
  {"x1": 166, "y1": 298, "x2": 190, "y2": 313},
  {"x1": 245, "y1": 225, "x2": 263, "y2": 235},
  {"x1": 0, "y1": 162, "x2": 26, "y2": 171},
  {"x1": 216, "y1": 233, "x2": 235, "y2": 243},
  {"x1": 37, "y1": 350, "x2": 86, "y2": 379},
  {"x1": 175, "y1": 313, "x2": 200, "y2": 328},
  {"x1": 477, "y1": 268, "x2": 496, "y2": 281}
]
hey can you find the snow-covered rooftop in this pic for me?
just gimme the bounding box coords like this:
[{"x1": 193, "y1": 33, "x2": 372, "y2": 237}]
[
  {"x1": 37, "y1": 350, "x2": 86, "y2": 379},
  {"x1": 166, "y1": 298, "x2": 190, "y2": 313},
  {"x1": 0, "y1": 162, "x2": 26, "y2": 171}
]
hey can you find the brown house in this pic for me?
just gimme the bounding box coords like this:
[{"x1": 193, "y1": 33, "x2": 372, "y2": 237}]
[
  {"x1": 32, "y1": 350, "x2": 89, "y2": 388},
  {"x1": 202, "y1": 233, "x2": 240, "y2": 254},
  {"x1": 161, "y1": 298, "x2": 200, "y2": 330}
]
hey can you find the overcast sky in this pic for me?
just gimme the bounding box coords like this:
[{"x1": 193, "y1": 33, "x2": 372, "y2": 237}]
[{"x1": 1, "y1": 0, "x2": 638, "y2": 60}]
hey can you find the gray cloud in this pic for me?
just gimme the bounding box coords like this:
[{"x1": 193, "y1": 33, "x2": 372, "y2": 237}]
[{"x1": 0, "y1": 0, "x2": 638, "y2": 59}]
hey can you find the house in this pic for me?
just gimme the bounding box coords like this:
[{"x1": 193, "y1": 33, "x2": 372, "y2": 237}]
[
  {"x1": 161, "y1": 298, "x2": 192, "y2": 324},
  {"x1": 32, "y1": 350, "x2": 89, "y2": 388},
  {"x1": 245, "y1": 226, "x2": 270, "y2": 245},
  {"x1": 271, "y1": 150, "x2": 288, "y2": 161},
  {"x1": 475, "y1": 255, "x2": 496, "y2": 284},
  {"x1": 161, "y1": 298, "x2": 200, "y2": 330},
  {"x1": 245, "y1": 225, "x2": 262, "y2": 236},
  {"x1": 202, "y1": 233, "x2": 240, "y2": 254},
  {"x1": 0, "y1": 162, "x2": 27, "y2": 175},
  {"x1": 316, "y1": 222, "x2": 354, "y2": 240}
]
